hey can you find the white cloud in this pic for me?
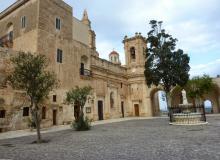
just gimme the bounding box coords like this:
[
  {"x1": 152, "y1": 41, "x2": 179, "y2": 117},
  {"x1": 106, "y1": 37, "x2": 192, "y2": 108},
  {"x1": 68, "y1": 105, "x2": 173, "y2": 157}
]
[
  {"x1": 96, "y1": 40, "x2": 115, "y2": 60},
  {"x1": 190, "y1": 59, "x2": 220, "y2": 77}
]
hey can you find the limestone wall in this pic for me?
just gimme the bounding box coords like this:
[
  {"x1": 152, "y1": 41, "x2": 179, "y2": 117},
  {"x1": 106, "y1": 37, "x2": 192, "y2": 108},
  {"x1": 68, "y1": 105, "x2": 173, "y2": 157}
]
[
  {"x1": 0, "y1": 0, "x2": 39, "y2": 53},
  {"x1": 91, "y1": 55, "x2": 127, "y2": 75},
  {"x1": 72, "y1": 17, "x2": 90, "y2": 46}
]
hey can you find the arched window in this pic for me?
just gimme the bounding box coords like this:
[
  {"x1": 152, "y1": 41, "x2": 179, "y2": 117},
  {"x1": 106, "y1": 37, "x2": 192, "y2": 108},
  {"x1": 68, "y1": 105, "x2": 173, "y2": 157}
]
[
  {"x1": 130, "y1": 47, "x2": 136, "y2": 62},
  {"x1": 6, "y1": 22, "x2": 13, "y2": 41},
  {"x1": 110, "y1": 92, "x2": 114, "y2": 108}
]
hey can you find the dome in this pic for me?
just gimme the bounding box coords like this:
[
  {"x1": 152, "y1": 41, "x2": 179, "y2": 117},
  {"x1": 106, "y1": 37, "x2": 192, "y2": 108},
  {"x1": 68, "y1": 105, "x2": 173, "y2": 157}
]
[
  {"x1": 109, "y1": 50, "x2": 121, "y2": 65},
  {"x1": 109, "y1": 50, "x2": 119, "y2": 56}
]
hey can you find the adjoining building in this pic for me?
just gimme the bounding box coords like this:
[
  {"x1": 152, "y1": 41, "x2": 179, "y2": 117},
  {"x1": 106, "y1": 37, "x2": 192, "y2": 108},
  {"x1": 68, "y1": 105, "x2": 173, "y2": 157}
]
[{"x1": 0, "y1": 0, "x2": 219, "y2": 132}]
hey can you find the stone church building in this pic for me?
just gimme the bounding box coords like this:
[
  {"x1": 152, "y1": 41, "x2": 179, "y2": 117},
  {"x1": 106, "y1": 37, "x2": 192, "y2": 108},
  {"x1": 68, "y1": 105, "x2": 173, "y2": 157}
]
[{"x1": 0, "y1": 0, "x2": 220, "y2": 132}]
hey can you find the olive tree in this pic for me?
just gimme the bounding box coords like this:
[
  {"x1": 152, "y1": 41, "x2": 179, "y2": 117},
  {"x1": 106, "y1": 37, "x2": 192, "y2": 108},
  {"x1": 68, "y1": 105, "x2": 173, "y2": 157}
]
[
  {"x1": 8, "y1": 52, "x2": 57, "y2": 143},
  {"x1": 66, "y1": 86, "x2": 92, "y2": 131}
]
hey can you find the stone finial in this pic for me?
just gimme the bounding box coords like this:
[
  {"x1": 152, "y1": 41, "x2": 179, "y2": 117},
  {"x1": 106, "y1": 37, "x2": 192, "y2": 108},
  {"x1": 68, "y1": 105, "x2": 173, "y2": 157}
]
[
  {"x1": 82, "y1": 9, "x2": 89, "y2": 20},
  {"x1": 82, "y1": 9, "x2": 91, "y2": 28}
]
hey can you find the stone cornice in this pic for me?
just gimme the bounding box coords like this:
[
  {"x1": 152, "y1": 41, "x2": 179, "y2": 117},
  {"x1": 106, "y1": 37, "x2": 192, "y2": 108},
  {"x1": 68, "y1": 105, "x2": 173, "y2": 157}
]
[
  {"x1": 122, "y1": 34, "x2": 147, "y2": 43},
  {"x1": 0, "y1": 0, "x2": 29, "y2": 20}
]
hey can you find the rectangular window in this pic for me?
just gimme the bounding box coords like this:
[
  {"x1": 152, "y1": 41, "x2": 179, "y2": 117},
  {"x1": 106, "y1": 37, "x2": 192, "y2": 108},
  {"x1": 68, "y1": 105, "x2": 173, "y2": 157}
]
[
  {"x1": 42, "y1": 107, "x2": 46, "y2": 119},
  {"x1": 21, "y1": 16, "x2": 26, "y2": 28},
  {"x1": 86, "y1": 107, "x2": 91, "y2": 113},
  {"x1": 0, "y1": 110, "x2": 6, "y2": 118},
  {"x1": 56, "y1": 49, "x2": 63, "y2": 63},
  {"x1": 55, "y1": 18, "x2": 61, "y2": 30},
  {"x1": 53, "y1": 95, "x2": 57, "y2": 102},
  {"x1": 23, "y1": 107, "x2": 29, "y2": 117}
]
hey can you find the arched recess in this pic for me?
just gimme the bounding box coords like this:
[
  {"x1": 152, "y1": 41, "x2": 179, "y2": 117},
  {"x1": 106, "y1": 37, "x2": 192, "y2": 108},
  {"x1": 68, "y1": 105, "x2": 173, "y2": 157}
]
[
  {"x1": 6, "y1": 22, "x2": 13, "y2": 42},
  {"x1": 150, "y1": 87, "x2": 168, "y2": 116},
  {"x1": 170, "y1": 85, "x2": 220, "y2": 114},
  {"x1": 81, "y1": 55, "x2": 88, "y2": 68},
  {"x1": 170, "y1": 86, "x2": 182, "y2": 106},
  {"x1": 130, "y1": 47, "x2": 136, "y2": 62},
  {"x1": 201, "y1": 85, "x2": 220, "y2": 113},
  {"x1": 6, "y1": 22, "x2": 13, "y2": 34},
  {"x1": 110, "y1": 92, "x2": 114, "y2": 108}
]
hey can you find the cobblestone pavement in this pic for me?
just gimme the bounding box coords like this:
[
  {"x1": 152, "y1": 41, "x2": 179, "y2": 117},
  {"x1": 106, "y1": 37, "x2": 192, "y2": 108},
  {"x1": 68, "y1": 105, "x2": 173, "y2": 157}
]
[{"x1": 0, "y1": 116, "x2": 220, "y2": 160}]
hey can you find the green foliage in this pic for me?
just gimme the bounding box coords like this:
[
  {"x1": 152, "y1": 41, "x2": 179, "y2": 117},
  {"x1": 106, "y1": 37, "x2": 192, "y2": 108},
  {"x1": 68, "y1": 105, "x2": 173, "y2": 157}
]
[
  {"x1": 66, "y1": 86, "x2": 92, "y2": 131},
  {"x1": 185, "y1": 75, "x2": 215, "y2": 99},
  {"x1": 8, "y1": 52, "x2": 58, "y2": 143},
  {"x1": 9, "y1": 52, "x2": 58, "y2": 103},
  {"x1": 71, "y1": 116, "x2": 91, "y2": 131},
  {"x1": 144, "y1": 20, "x2": 190, "y2": 93},
  {"x1": 66, "y1": 86, "x2": 92, "y2": 108}
]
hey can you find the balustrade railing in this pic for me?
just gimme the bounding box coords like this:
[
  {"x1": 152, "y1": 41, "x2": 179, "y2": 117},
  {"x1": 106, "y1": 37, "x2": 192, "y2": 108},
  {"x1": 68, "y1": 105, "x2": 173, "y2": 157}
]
[{"x1": 80, "y1": 68, "x2": 92, "y2": 77}]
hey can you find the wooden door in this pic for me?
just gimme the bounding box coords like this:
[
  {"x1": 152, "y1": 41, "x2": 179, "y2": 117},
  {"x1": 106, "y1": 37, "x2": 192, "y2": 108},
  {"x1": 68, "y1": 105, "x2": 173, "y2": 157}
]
[
  {"x1": 98, "y1": 101, "x2": 104, "y2": 120},
  {"x1": 74, "y1": 104, "x2": 80, "y2": 121},
  {"x1": 80, "y1": 63, "x2": 84, "y2": 75},
  {"x1": 134, "y1": 104, "x2": 139, "y2": 117},
  {"x1": 121, "y1": 102, "x2": 124, "y2": 118},
  {"x1": 53, "y1": 110, "x2": 57, "y2": 125}
]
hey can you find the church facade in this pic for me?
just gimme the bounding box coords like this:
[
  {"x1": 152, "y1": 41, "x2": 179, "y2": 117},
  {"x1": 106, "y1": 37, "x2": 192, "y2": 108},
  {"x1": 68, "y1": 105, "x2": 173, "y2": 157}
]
[{"x1": 0, "y1": 0, "x2": 219, "y2": 132}]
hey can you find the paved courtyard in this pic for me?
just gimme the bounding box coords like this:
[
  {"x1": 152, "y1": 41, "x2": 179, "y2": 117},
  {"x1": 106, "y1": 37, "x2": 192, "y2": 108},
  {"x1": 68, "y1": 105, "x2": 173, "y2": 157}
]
[{"x1": 0, "y1": 116, "x2": 220, "y2": 160}]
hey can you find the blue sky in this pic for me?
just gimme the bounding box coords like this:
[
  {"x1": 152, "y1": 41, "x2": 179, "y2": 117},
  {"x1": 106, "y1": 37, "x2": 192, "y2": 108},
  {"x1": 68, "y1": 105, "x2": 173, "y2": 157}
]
[{"x1": 1, "y1": 0, "x2": 220, "y2": 77}]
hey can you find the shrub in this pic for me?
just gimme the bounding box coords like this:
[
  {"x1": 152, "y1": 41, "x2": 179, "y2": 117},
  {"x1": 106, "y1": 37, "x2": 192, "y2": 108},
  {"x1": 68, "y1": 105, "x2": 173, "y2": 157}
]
[{"x1": 71, "y1": 116, "x2": 91, "y2": 131}]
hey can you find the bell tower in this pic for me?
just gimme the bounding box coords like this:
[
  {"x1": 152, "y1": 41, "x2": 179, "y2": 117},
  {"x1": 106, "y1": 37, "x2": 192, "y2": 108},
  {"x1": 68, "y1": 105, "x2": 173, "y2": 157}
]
[
  {"x1": 123, "y1": 33, "x2": 151, "y2": 117},
  {"x1": 123, "y1": 33, "x2": 147, "y2": 74}
]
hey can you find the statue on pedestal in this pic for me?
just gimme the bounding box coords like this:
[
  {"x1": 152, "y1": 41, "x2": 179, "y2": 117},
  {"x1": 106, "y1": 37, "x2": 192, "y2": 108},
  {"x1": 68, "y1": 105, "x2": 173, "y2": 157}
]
[{"x1": 181, "y1": 89, "x2": 188, "y2": 105}]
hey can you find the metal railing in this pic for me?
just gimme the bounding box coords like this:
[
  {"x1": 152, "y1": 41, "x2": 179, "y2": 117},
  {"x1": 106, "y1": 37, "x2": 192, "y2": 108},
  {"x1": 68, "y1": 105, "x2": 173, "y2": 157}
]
[
  {"x1": 169, "y1": 104, "x2": 206, "y2": 123},
  {"x1": 80, "y1": 68, "x2": 92, "y2": 77}
]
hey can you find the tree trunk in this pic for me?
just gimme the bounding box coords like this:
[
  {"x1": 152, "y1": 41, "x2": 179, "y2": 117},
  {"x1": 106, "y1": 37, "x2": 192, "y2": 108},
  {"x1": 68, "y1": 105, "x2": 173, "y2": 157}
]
[
  {"x1": 80, "y1": 106, "x2": 84, "y2": 119},
  {"x1": 192, "y1": 98, "x2": 196, "y2": 107},
  {"x1": 165, "y1": 92, "x2": 172, "y2": 121},
  {"x1": 35, "y1": 116, "x2": 42, "y2": 143},
  {"x1": 166, "y1": 92, "x2": 172, "y2": 109},
  {"x1": 31, "y1": 101, "x2": 42, "y2": 143}
]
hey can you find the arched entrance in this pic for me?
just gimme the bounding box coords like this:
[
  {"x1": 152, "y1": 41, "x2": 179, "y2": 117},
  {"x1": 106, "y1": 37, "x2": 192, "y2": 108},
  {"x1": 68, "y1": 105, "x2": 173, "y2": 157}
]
[
  {"x1": 150, "y1": 88, "x2": 168, "y2": 116},
  {"x1": 204, "y1": 100, "x2": 213, "y2": 114}
]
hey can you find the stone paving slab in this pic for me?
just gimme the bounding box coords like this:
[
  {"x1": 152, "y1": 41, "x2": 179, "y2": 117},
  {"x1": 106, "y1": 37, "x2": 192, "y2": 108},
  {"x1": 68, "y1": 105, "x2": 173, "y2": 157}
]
[
  {"x1": 0, "y1": 115, "x2": 220, "y2": 160},
  {"x1": 0, "y1": 116, "x2": 163, "y2": 140}
]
